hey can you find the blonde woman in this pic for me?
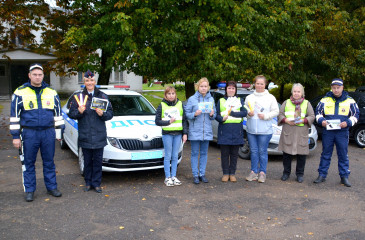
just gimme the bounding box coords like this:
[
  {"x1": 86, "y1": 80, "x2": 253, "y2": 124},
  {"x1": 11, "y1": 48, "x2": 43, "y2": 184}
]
[{"x1": 185, "y1": 78, "x2": 216, "y2": 184}]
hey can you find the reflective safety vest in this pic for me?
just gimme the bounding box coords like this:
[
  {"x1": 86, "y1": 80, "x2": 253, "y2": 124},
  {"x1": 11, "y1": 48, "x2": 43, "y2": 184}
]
[
  {"x1": 321, "y1": 97, "x2": 354, "y2": 116},
  {"x1": 161, "y1": 101, "x2": 183, "y2": 131},
  {"x1": 14, "y1": 87, "x2": 57, "y2": 111},
  {"x1": 220, "y1": 97, "x2": 243, "y2": 124},
  {"x1": 284, "y1": 99, "x2": 308, "y2": 126}
]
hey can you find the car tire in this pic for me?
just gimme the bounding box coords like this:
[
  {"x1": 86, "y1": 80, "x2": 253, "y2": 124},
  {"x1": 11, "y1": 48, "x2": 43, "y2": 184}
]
[
  {"x1": 238, "y1": 142, "x2": 251, "y2": 160},
  {"x1": 354, "y1": 126, "x2": 365, "y2": 148},
  {"x1": 59, "y1": 131, "x2": 68, "y2": 149},
  {"x1": 78, "y1": 147, "x2": 85, "y2": 176}
]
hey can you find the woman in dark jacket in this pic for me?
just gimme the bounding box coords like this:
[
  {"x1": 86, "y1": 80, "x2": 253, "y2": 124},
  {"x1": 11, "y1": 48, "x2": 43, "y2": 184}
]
[
  {"x1": 155, "y1": 86, "x2": 188, "y2": 186},
  {"x1": 68, "y1": 71, "x2": 113, "y2": 193},
  {"x1": 215, "y1": 81, "x2": 247, "y2": 182}
]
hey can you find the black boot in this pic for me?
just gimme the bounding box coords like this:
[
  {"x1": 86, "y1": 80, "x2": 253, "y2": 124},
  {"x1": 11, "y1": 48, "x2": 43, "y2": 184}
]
[
  {"x1": 341, "y1": 177, "x2": 351, "y2": 187},
  {"x1": 313, "y1": 175, "x2": 326, "y2": 184},
  {"x1": 25, "y1": 192, "x2": 34, "y2": 202}
]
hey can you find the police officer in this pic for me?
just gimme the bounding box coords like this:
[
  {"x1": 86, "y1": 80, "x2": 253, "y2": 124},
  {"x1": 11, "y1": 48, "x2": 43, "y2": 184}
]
[
  {"x1": 10, "y1": 63, "x2": 64, "y2": 202},
  {"x1": 68, "y1": 70, "x2": 113, "y2": 193},
  {"x1": 314, "y1": 78, "x2": 359, "y2": 187}
]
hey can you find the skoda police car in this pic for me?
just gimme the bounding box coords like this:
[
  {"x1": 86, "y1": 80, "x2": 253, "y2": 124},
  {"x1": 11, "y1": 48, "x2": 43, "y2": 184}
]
[
  {"x1": 210, "y1": 83, "x2": 318, "y2": 159},
  {"x1": 61, "y1": 85, "x2": 183, "y2": 174}
]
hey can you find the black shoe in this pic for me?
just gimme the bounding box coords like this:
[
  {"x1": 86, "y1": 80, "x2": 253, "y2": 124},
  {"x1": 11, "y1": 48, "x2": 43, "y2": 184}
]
[
  {"x1": 281, "y1": 174, "x2": 289, "y2": 181},
  {"x1": 47, "y1": 189, "x2": 62, "y2": 197},
  {"x1": 193, "y1": 177, "x2": 200, "y2": 184},
  {"x1": 341, "y1": 177, "x2": 351, "y2": 187},
  {"x1": 94, "y1": 187, "x2": 102, "y2": 193},
  {"x1": 84, "y1": 186, "x2": 92, "y2": 192},
  {"x1": 296, "y1": 176, "x2": 304, "y2": 183},
  {"x1": 313, "y1": 175, "x2": 326, "y2": 184},
  {"x1": 199, "y1": 176, "x2": 209, "y2": 183},
  {"x1": 25, "y1": 192, "x2": 34, "y2": 202}
]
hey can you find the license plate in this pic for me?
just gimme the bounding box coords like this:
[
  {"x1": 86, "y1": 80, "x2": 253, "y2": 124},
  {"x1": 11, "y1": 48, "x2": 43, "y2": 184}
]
[{"x1": 131, "y1": 150, "x2": 163, "y2": 160}]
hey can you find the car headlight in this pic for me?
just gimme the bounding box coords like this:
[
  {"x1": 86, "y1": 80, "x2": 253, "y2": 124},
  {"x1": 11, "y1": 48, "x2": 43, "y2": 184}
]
[{"x1": 108, "y1": 137, "x2": 122, "y2": 149}]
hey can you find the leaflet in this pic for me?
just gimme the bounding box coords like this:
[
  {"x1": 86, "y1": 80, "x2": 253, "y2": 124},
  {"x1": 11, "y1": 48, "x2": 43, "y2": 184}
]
[
  {"x1": 198, "y1": 102, "x2": 213, "y2": 114},
  {"x1": 90, "y1": 97, "x2": 109, "y2": 112},
  {"x1": 326, "y1": 119, "x2": 341, "y2": 130}
]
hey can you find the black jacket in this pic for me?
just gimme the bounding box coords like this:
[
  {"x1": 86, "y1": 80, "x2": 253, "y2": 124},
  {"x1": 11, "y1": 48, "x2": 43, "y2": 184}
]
[
  {"x1": 155, "y1": 98, "x2": 188, "y2": 136},
  {"x1": 68, "y1": 87, "x2": 113, "y2": 149}
]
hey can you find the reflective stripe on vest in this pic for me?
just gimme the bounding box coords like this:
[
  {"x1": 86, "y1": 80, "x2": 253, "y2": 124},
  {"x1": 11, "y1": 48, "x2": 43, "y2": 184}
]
[
  {"x1": 15, "y1": 87, "x2": 56, "y2": 111},
  {"x1": 161, "y1": 101, "x2": 183, "y2": 131},
  {"x1": 284, "y1": 99, "x2": 308, "y2": 126},
  {"x1": 321, "y1": 97, "x2": 354, "y2": 116},
  {"x1": 220, "y1": 97, "x2": 243, "y2": 124}
]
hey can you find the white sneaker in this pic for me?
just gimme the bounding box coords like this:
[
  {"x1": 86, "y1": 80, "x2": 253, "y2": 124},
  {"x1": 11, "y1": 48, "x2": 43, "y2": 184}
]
[
  {"x1": 164, "y1": 178, "x2": 174, "y2": 187},
  {"x1": 172, "y1": 177, "x2": 182, "y2": 186}
]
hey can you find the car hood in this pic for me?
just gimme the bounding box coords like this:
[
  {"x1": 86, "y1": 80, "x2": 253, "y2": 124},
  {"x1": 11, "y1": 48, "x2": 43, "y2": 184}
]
[{"x1": 106, "y1": 116, "x2": 162, "y2": 140}]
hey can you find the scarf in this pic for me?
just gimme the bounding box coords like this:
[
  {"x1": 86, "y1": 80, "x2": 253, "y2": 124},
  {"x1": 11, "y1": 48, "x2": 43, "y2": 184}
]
[{"x1": 290, "y1": 96, "x2": 304, "y2": 119}]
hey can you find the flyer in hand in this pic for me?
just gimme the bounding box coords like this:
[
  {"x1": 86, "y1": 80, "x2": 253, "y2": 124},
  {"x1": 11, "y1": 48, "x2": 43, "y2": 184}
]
[
  {"x1": 326, "y1": 119, "x2": 341, "y2": 130},
  {"x1": 198, "y1": 102, "x2": 213, "y2": 113},
  {"x1": 90, "y1": 97, "x2": 109, "y2": 112}
]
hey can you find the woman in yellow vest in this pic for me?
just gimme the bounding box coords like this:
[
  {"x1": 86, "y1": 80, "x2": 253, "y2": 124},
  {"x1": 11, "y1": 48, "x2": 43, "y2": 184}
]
[
  {"x1": 155, "y1": 86, "x2": 188, "y2": 186},
  {"x1": 278, "y1": 83, "x2": 315, "y2": 183}
]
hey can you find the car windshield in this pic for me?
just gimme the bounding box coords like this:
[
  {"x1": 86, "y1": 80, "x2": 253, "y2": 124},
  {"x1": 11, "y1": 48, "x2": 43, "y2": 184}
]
[{"x1": 109, "y1": 95, "x2": 156, "y2": 116}]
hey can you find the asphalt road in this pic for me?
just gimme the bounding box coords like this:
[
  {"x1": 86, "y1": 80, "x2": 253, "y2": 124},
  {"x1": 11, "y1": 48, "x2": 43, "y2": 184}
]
[{"x1": 1, "y1": 101, "x2": 365, "y2": 240}]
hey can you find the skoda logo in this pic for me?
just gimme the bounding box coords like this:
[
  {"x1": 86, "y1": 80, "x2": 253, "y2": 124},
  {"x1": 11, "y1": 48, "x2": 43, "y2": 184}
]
[{"x1": 143, "y1": 134, "x2": 148, "y2": 139}]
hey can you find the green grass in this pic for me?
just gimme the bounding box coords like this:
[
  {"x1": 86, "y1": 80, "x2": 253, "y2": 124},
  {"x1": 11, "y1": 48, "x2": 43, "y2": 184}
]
[
  {"x1": 143, "y1": 83, "x2": 170, "y2": 90},
  {"x1": 61, "y1": 100, "x2": 68, "y2": 107},
  {"x1": 0, "y1": 104, "x2": 3, "y2": 114},
  {"x1": 142, "y1": 91, "x2": 186, "y2": 109}
]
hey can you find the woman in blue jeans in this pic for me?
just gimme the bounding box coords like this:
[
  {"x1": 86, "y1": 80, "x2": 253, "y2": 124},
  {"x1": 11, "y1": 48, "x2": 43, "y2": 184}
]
[
  {"x1": 245, "y1": 75, "x2": 279, "y2": 183},
  {"x1": 185, "y1": 78, "x2": 216, "y2": 184},
  {"x1": 155, "y1": 86, "x2": 188, "y2": 186}
]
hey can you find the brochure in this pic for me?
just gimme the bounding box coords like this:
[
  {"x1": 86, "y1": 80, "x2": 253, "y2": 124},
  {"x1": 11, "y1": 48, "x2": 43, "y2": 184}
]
[
  {"x1": 198, "y1": 102, "x2": 213, "y2": 114},
  {"x1": 90, "y1": 97, "x2": 109, "y2": 112},
  {"x1": 326, "y1": 119, "x2": 341, "y2": 130}
]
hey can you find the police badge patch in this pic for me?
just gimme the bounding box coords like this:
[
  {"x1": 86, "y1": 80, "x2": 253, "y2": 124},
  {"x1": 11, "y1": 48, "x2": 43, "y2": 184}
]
[
  {"x1": 342, "y1": 108, "x2": 346, "y2": 112},
  {"x1": 47, "y1": 101, "x2": 50, "y2": 106}
]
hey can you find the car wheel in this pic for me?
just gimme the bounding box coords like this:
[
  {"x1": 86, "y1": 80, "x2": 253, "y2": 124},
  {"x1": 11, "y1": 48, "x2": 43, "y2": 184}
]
[
  {"x1": 238, "y1": 142, "x2": 251, "y2": 160},
  {"x1": 354, "y1": 126, "x2": 365, "y2": 148},
  {"x1": 78, "y1": 147, "x2": 85, "y2": 176},
  {"x1": 59, "y1": 131, "x2": 68, "y2": 149}
]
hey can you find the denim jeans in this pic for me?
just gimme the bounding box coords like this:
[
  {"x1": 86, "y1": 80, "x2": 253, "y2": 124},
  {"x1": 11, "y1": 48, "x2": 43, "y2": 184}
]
[
  {"x1": 162, "y1": 134, "x2": 182, "y2": 178},
  {"x1": 190, "y1": 140, "x2": 210, "y2": 177},
  {"x1": 247, "y1": 133, "x2": 272, "y2": 174}
]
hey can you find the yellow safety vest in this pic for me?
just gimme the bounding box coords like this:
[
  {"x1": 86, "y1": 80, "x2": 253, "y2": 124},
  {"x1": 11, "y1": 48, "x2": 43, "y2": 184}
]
[
  {"x1": 161, "y1": 101, "x2": 183, "y2": 131},
  {"x1": 220, "y1": 98, "x2": 243, "y2": 124},
  {"x1": 14, "y1": 87, "x2": 56, "y2": 111},
  {"x1": 321, "y1": 97, "x2": 354, "y2": 116},
  {"x1": 284, "y1": 99, "x2": 308, "y2": 126}
]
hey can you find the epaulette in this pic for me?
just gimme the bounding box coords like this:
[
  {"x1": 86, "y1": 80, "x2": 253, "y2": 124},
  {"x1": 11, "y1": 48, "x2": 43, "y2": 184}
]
[{"x1": 17, "y1": 85, "x2": 27, "y2": 90}]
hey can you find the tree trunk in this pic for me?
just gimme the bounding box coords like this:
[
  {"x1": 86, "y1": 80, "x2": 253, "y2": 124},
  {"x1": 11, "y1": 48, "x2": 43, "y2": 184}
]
[
  {"x1": 97, "y1": 50, "x2": 111, "y2": 85},
  {"x1": 279, "y1": 83, "x2": 285, "y2": 103},
  {"x1": 185, "y1": 81, "x2": 195, "y2": 99}
]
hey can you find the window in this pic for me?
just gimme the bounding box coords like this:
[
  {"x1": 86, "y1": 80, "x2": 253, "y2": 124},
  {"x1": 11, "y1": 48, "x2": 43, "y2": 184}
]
[
  {"x1": 112, "y1": 67, "x2": 124, "y2": 83},
  {"x1": 78, "y1": 72, "x2": 83, "y2": 84}
]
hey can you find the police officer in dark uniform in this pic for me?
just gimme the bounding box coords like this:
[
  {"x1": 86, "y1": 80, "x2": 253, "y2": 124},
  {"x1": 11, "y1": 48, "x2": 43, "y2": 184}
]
[
  {"x1": 10, "y1": 63, "x2": 64, "y2": 202},
  {"x1": 314, "y1": 78, "x2": 359, "y2": 187},
  {"x1": 68, "y1": 70, "x2": 113, "y2": 193}
]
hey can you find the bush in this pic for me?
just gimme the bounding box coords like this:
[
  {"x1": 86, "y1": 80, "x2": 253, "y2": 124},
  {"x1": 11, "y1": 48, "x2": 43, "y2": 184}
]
[{"x1": 269, "y1": 84, "x2": 293, "y2": 103}]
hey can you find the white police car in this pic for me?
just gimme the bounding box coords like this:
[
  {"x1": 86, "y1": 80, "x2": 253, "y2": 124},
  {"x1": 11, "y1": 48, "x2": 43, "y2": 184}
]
[
  {"x1": 210, "y1": 84, "x2": 318, "y2": 159},
  {"x1": 60, "y1": 85, "x2": 183, "y2": 174}
]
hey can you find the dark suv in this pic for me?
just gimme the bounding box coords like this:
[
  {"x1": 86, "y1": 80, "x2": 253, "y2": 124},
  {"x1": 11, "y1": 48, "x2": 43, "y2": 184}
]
[{"x1": 310, "y1": 91, "x2": 365, "y2": 148}]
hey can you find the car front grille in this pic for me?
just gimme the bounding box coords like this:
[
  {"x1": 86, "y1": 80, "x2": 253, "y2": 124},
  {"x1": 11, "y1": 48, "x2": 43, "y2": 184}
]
[{"x1": 118, "y1": 138, "x2": 163, "y2": 150}]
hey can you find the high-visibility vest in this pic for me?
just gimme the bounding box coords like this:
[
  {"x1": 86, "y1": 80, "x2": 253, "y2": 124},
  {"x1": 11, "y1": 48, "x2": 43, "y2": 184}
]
[
  {"x1": 220, "y1": 97, "x2": 243, "y2": 124},
  {"x1": 284, "y1": 99, "x2": 308, "y2": 126},
  {"x1": 161, "y1": 101, "x2": 183, "y2": 131},
  {"x1": 14, "y1": 86, "x2": 57, "y2": 111},
  {"x1": 320, "y1": 97, "x2": 355, "y2": 116}
]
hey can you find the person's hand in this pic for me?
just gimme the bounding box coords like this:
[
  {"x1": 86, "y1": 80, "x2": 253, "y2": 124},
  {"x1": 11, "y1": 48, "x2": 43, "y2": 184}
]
[
  {"x1": 322, "y1": 120, "x2": 327, "y2": 127},
  {"x1": 248, "y1": 111, "x2": 254, "y2": 117},
  {"x1": 95, "y1": 108, "x2": 104, "y2": 116},
  {"x1": 223, "y1": 115, "x2": 229, "y2": 121},
  {"x1": 78, "y1": 105, "x2": 86, "y2": 114},
  {"x1": 182, "y1": 134, "x2": 187, "y2": 143},
  {"x1": 340, "y1": 121, "x2": 347, "y2": 128},
  {"x1": 194, "y1": 109, "x2": 202, "y2": 117},
  {"x1": 258, "y1": 113, "x2": 265, "y2": 120},
  {"x1": 285, "y1": 119, "x2": 295, "y2": 126},
  {"x1": 209, "y1": 109, "x2": 215, "y2": 117},
  {"x1": 170, "y1": 117, "x2": 176, "y2": 124},
  {"x1": 295, "y1": 119, "x2": 304, "y2": 125},
  {"x1": 13, "y1": 139, "x2": 21, "y2": 149}
]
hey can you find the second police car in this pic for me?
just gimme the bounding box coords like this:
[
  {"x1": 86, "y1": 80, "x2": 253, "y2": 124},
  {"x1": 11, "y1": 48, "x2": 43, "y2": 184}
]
[{"x1": 60, "y1": 85, "x2": 183, "y2": 174}]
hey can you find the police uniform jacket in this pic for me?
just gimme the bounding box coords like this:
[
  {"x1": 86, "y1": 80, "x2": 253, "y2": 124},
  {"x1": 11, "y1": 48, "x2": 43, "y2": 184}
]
[
  {"x1": 155, "y1": 98, "x2": 189, "y2": 136},
  {"x1": 68, "y1": 87, "x2": 113, "y2": 149},
  {"x1": 315, "y1": 91, "x2": 359, "y2": 131},
  {"x1": 10, "y1": 81, "x2": 64, "y2": 139}
]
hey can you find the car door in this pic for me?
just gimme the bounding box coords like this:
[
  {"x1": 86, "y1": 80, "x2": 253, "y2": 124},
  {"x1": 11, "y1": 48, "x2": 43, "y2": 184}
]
[{"x1": 62, "y1": 97, "x2": 79, "y2": 155}]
